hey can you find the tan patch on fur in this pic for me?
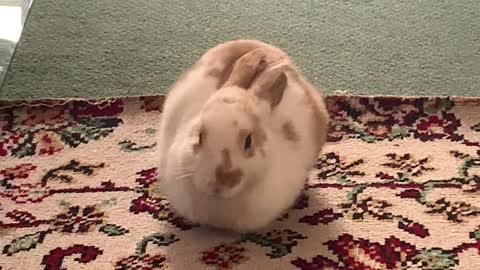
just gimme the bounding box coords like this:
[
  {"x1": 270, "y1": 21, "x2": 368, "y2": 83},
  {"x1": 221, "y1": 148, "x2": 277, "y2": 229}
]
[
  {"x1": 205, "y1": 47, "x2": 269, "y2": 90},
  {"x1": 211, "y1": 65, "x2": 234, "y2": 89},
  {"x1": 205, "y1": 53, "x2": 242, "y2": 89},
  {"x1": 206, "y1": 66, "x2": 223, "y2": 80},
  {"x1": 215, "y1": 149, "x2": 243, "y2": 188},
  {"x1": 223, "y1": 48, "x2": 267, "y2": 89},
  {"x1": 282, "y1": 121, "x2": 299, "y2": 142},
  {"x1": 254, "y1": 71, "x2": 287, "y2": 110}
]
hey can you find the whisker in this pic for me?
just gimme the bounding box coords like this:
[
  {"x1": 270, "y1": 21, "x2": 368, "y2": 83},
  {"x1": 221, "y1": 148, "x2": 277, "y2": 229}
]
[{"x1": 176, "y1": 172, "x2": 194, "y2": 181}]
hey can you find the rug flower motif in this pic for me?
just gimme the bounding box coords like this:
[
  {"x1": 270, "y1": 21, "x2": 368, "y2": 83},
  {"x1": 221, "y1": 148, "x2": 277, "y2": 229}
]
[{"x1": 1, "y1": 95, "x2": 479, "y2": 269}]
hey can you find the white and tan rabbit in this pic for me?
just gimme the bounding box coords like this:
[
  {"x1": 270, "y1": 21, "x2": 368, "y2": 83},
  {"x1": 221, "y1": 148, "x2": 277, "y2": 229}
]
[{"x1": 157, "y1": 40, "x2": 329, "y2": 232}]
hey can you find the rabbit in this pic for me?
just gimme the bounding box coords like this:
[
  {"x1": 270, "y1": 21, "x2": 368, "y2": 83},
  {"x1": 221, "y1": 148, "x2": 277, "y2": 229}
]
[{"x1": 156, "y1": 40, "x2": 329, "y2": 232}]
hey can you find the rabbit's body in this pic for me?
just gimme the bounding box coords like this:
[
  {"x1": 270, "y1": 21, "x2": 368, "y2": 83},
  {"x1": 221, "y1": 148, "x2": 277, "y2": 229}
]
[{"x1": 157, "y1": 40, "x2": 328, "y2": 232}]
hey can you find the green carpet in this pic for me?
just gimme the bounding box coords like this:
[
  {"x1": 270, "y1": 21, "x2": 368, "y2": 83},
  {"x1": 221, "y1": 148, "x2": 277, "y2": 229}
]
[{"x1": 1, "y1": 0, "x2": 479, "y2": 101}]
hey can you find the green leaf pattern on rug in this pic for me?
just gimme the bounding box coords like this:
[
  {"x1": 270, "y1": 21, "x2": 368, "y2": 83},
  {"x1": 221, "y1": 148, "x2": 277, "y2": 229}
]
[
  {"x1": 145, "y1": 128, "x2": 156, "y2": 135},
  {"x1": 58, "y1": 200, "x2": 72, "y2": 208},
  {"x1": 336, "y1": 175, "x2": 355, "y2": 185},
  {"x1": 352, "y1": 127, "x2": 377, "y2": 143},
  {"x1": 242, "y1": 230, "x2": 306, "y2": 259},
  {"x1": 41, "y1": 160, "x2": 105, "y2": 186},
  {"x1": 119, "y1": 140, "x2": 157, "y2": 152},
  {"x1": 60, "y1": 118, "x2": 122, "y2": 147},
  {"x1": 11, "y1": 133, "x2": 36, "y2": 158},
  {"x1": 98, "y1": 197, "x2": 118, "y2": 207},
  {"x1": 418, "y1": 182, "x2": 434, "y2": 204},
  {"x1": 470, "y1": 227, "x2": 480, "y2": 240},
  {"x1": 99, "y1": 224, "x2": 129, "y2": 236},
  {"x1": 413, "y1": 249, "x2": 457, "y2": 269},
  {"x1": 135, "y1": 233, "x2": 179, "y2": 254},
  {"x1": 387, "y1": 127, "x2": 411, "y2": 140},
  {"x1": 2, "y1": 231, "x2": 49, "y2": 256},
  {"x1": 424, "y1": 99, "x2": 453, "y2": 114},
  {"x1": 347, "y1": 184, "x2": 367, "y2": 203}
]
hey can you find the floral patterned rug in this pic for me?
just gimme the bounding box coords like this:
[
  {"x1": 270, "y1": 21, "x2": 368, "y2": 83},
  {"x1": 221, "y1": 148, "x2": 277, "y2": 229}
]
[{"x1": 1, "y1": 95, "x2": 480, "y2": 270}]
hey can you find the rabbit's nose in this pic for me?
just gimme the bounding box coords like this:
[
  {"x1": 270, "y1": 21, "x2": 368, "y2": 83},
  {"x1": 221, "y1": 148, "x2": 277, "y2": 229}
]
[
  {"x1": 213, "y1": 148, "x2": 244, "y2": 191},
  {"x1": 213, "y1": 186, "x2": 222, "y2": 194},
  {"x1": 214, "y1": 167, "x2": 243, "y2": 189}
]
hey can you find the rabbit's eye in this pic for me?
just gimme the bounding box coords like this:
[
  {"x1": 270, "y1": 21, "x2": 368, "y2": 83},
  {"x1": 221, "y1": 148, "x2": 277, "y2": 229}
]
[
  {"x1": 244, "y1": 134, "x2": 252, "y2": 150},
  {"x1": 198, "y1": 132, "x2": 203, "y2": 145},
  {"x1": 193, "y1": 131, "x2": 204, "y2": 153}
]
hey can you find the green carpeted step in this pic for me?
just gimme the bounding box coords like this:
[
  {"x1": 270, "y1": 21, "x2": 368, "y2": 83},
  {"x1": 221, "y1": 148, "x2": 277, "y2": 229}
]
[{"x1": 1, "y1": 0, "x2": 479, "y2": 101}]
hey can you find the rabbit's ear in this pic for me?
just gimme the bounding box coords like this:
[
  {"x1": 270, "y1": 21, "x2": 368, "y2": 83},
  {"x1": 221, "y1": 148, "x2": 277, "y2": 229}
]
[
  {"x1": 222, "y1": 48, "x2": 267, "y2": 89},
  {"x1": 250, "y1": 66, "x2": 288, "y2": 110}
]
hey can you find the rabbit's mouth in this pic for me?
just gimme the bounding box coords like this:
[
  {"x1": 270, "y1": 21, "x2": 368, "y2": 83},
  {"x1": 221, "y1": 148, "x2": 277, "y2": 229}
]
[{"x1": 197, "y1": 180, "x2": 242, "y2": 200}]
